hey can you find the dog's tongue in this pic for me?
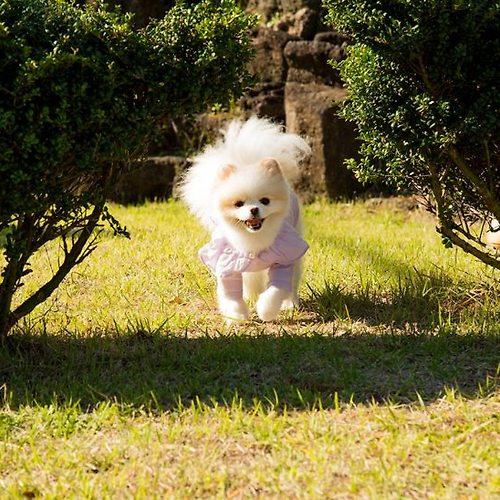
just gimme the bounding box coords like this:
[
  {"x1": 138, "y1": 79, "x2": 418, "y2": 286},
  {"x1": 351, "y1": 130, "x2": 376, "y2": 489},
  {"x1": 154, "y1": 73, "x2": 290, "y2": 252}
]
[{"x1": 245, "y1": 218, "x2": 263, "y2": 230}]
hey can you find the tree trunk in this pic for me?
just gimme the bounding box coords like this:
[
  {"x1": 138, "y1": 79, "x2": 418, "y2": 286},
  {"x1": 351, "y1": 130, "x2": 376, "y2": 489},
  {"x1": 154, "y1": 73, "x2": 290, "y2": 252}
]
[{"x1": 0, "y1": 257, "x2": 21, "y2": 337}]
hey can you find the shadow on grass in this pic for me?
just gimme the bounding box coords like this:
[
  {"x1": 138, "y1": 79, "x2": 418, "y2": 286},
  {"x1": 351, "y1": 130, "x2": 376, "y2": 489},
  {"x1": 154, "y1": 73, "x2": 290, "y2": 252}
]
[
  {"x1": 305, "y1": 229, "x2": 500, "y2": 328},
  {"x1": 1, "y1": 328, "x2": 498, "y2": 411},
  {"x1": 303, "y1": 271, "x2": 500, "y2": 329},
  {"x1": 304, "y1": 270, "x2": 500, "y2": 329},
  {"x1": 304, "y1": 277, "x2": 453, "y2": 328}
]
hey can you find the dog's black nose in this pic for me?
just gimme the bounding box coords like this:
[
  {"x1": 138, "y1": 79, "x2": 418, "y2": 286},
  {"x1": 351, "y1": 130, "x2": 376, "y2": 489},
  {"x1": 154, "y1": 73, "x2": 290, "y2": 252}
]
[{"x1": 250, "y1": 207, "x2": 259, "y2": 216}]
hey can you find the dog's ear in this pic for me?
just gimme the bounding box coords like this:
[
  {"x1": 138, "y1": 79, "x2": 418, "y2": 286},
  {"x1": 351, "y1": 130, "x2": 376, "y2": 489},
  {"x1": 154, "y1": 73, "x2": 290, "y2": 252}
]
[
  {"x1": 218, "y1": 164, "x2": 236, "y2": 181},
  {"x1": 260, "y1": 158, "x2": 282, "y2": 176}
]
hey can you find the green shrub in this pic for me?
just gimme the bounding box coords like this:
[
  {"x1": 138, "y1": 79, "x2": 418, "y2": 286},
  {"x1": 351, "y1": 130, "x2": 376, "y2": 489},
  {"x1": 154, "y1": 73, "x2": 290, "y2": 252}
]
[
  {"x1": 0, "y1": 0, "x2": 255, "y2": 336},
  {"x1": 325, "y1": 0, "x2": 500, "y2": 269}
]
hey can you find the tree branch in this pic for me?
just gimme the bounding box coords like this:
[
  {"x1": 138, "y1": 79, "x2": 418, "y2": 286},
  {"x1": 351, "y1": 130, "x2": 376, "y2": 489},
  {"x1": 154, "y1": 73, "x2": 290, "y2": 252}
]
[
  {"x1": 448, "y1": 145, "x2": 500, "y2": 221},
  {"x1": 427, "y1": 160, "x2": 500, "y2": 270},
  {"x1": 437, "y1": 224, "x2": 500, "y2": 270},
  {"x1": 7, "y1": 201, "x2": 105, "y2": 330}
]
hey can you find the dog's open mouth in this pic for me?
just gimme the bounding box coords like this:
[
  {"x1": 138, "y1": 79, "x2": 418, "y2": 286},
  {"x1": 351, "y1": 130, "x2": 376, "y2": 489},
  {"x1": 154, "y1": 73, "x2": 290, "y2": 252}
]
[{"x1": 244, "y1": 218, "x2": 264, "y2": 231}]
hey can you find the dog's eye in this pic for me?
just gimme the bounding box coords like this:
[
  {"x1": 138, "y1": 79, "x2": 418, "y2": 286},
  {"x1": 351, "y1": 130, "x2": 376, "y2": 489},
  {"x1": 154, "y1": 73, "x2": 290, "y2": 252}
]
[
  {"x1": 234, "y1": 200, "x2": 244, "y2": 208},
  {"x1": 259, "y1": 197, "x2": 270, "y2": 205}
]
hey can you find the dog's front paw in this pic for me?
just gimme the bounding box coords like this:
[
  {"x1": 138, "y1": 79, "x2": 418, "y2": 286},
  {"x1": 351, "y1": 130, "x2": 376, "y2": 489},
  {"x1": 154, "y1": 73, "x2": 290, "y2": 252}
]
[
  {"x1": 219, "y1": 297, "x2": 249, "y2": 322},
  {"x1": 281, "y1": 294, "x2": 299, "y2": 311},
  {"x1": 256, "y1": 286, "x2": 289, "y2": 322}
]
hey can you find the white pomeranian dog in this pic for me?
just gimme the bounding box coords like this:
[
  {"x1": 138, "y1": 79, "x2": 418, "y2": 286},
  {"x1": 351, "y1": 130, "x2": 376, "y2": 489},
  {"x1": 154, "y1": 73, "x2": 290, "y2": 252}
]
[{"x1": 180, "y1": 117, "x2": 311, "y2": 322}]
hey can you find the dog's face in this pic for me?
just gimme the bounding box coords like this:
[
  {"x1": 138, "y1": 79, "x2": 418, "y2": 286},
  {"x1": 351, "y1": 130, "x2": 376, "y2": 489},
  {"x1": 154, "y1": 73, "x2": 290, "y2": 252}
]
[{"x1": 214, "y1": 158, "x2": 290, "y2": 236}]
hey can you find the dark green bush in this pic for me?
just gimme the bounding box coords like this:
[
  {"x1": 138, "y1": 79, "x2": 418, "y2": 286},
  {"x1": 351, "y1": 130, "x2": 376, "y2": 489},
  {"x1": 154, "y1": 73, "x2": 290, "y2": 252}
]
[
  {"x1": 0, "y1": 0, "x2": 254, "y2": 336},
  {"x1": 325, "y1": 0, "x2": 500, "y2": 268}
]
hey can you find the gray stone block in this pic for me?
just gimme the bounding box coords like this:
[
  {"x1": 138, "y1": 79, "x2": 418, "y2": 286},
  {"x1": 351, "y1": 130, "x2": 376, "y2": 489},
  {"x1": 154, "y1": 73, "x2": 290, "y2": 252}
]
[
  {"x1": 284, "y1": 40, "x2": 345, "y2": 86},
  {"x1": 248, "y1": 27, "x2": 297, "y2": 83},
  {"x1": 109, "y1": 156, "x2": 188, "y2": 204},
  {"x1": 240, "y1": 82, "x2": 285, "y2": 123},
  {"x1": 285, "y1": 83, "x2": 360, "y2": 200}
]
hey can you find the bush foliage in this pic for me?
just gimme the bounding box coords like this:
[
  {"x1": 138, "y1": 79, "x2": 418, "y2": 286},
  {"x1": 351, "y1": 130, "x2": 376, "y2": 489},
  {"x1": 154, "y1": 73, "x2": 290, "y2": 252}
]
[
  {"x1": 325, "y1": 0, "x2": 500, "y2": 268},
  {"x1": 0, "y1": 0, "x2": 254, "y2": 336}
]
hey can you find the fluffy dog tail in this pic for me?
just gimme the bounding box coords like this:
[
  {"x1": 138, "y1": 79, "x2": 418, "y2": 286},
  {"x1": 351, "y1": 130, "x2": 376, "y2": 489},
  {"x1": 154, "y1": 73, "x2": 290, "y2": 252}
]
[{"x1": 180, "y1": 117, "x2": 310, "y2": 229}]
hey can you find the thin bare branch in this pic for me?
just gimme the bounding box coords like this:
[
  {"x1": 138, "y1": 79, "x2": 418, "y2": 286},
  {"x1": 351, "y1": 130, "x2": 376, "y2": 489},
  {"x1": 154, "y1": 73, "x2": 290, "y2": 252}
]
[
  {"x1": 448, "y1": 145, "x2": 500, "y2": 221},
  {"x1": 437, "y1": 224, "x2": 500, "y2": 270},
  {"x1": 7, "y1": 200, "x2": 106, "y2": 330}
]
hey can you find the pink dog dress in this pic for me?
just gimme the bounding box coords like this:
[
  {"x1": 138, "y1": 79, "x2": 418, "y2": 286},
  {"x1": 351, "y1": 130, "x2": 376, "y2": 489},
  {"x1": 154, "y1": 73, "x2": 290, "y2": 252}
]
[{"x1": 199, "y1": 193, "x2": 308, "y2": 300}]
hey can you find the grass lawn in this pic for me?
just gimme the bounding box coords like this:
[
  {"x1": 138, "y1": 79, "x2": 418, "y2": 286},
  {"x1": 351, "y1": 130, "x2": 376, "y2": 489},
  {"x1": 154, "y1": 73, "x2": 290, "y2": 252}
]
[{"x1": 1, "y1": 198, "x2": 499, "y2": 497}]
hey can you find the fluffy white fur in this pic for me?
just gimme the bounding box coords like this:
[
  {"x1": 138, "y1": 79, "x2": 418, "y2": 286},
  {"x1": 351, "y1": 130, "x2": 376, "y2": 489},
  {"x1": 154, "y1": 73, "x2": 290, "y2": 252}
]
[{"x1": 180, "y1": 117, "x2": 310, "y2": 322}]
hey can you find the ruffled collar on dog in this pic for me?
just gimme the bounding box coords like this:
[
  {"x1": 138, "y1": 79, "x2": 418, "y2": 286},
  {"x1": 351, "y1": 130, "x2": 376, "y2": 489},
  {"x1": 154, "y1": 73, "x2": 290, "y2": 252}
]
[{"x1": 199, "y1": 221, "x2": 308, "y2": 278}]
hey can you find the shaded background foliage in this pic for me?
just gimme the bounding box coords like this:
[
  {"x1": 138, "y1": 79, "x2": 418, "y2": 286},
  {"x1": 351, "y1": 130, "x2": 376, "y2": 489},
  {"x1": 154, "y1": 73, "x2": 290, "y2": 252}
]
[
  {"x1": 76, "y1": 1, "x2": 252, "y2": 28},
  {"x1": 0, "y1": 0, "x2": 255, "y2": 335},
  {"x1": 325, "y1": 0, "x2": 500, "y2": 267},
  {"x1": 0, "y1": 0, "x2": 254, "y2": 220}
]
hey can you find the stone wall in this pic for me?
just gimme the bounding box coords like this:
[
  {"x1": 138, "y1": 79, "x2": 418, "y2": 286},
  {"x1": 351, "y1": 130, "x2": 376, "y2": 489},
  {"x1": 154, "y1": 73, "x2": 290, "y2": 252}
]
[
  {"x1": 240, "y1": 7, "x2": 361, "y2": 200},
  {"x1": 109, "y1": 156, "x2": 187, "y2": 205},
  {"x1": 107, "y1": 1, "x2": 362, "y2": 203}
]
